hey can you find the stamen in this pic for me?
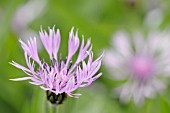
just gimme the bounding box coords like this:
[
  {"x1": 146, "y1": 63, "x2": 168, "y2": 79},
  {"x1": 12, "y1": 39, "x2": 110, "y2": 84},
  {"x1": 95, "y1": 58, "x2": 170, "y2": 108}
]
[
  {"x1": 42, "y1": 62, "x2": 49, "y2": 73},
  {"x1": 43, "y1": 62, "x2": 48, "y2": 69},
  {"x1": 54, "y1": 73, "x2": 57, "y2": 78},
  {"x1": 67, "y1": 61, "x2": 72, "y2": 74},
  {"x1": 64, "y1": 56, "x2": 67, "y2": 64},
  {"x1": 51, "y1": 58, "x2": 57, "y2": 67},
  {"x1": 74, "y1": 76, "x2": 77, "y2": 85},
  {"x1": 59, "y1": 53, "x2": 62, "y2": 71}
]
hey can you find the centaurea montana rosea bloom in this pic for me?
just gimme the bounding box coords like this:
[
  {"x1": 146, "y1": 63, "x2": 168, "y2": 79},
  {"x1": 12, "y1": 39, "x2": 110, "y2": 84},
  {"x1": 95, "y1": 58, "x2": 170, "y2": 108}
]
[
  {"x1": 10, "y1": 26, "x2": 103, "y2": 104},
  {"x1": 104, "y1": 30, "x2": 170, "y2": 104}
]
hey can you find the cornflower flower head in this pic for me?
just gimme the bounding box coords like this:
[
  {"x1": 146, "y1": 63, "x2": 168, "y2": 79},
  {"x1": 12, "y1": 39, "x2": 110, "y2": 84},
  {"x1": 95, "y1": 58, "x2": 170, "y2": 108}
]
[
  {"x1": 104, "y1": 30, "x2": 170, "y2": 104},
  {"x1": 10, "y1": 26, "x2": 103, "y2": 104}
]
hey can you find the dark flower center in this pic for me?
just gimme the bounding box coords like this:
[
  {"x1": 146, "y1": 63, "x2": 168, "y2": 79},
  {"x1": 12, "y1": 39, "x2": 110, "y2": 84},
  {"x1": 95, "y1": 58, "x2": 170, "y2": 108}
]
[{"x1": 46, "y1": 91, "x2": 67, "y2": 105}]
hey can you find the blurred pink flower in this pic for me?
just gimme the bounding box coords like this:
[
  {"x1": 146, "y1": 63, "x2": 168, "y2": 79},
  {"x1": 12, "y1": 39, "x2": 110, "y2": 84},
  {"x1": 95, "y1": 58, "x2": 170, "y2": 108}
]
[
  {"x1": 10, "y1": 26, "x2": 103, "y2": 104},
  {"x1": 104, "y1": 30, "x2": 170, "y2": 104}
]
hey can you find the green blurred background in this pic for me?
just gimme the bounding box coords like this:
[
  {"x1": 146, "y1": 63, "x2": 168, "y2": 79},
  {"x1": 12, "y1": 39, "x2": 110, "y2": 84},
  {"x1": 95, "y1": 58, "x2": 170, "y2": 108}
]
[{"x1": 1, "y1": 0, "x2": 170, "y2": 113}]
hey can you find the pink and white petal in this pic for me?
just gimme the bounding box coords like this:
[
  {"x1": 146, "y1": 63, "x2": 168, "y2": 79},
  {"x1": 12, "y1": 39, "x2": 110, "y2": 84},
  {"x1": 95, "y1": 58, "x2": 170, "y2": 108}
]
[
  {"x1": 115, "y1": 84, "x2": 131, "y2": 103},
  {"x1": 31, "y1": 77, "x2": 42, "y2": 83},
  {"x1": 88, "y1": 63, "x2": 101, "y2": 78},
  {"x1": 67, "y1": 93, "x2": 82, "y2": 98},
  {"x1": 65, "y1": 77, "x2": 78, "y2": 92},
  {"x1": 48, "y1": 27, "x2": 53, "y2": 54},
  {"x1": 159, "y1": 35, "x2": 170, "y2": 51},
  {"x1": 67, "y1": 27, "x2": 80, "y2": 62},
  {"x1": 152, "y1": 79, "x2": 166, "y2": 92},
  {"x1": 29, "y1": 81, "x2": 42, "y2": 85},
  {"x1": 133, "y1": 89, "x2": 144, "y2": 105},
  {"x1": 10, "y1": 77, "x2": 32, "y2": 81},
  {"x1": 19, "y1": 38, "x2": 40, "y2": 64},
  {"x1": 76, "y1": 37, "x2": 92, "y2": 64},
  {"x1": 40, "y1": 86, "x2": 50, "y2": 91},
  {"x1": 55, "y1": 79, "x2": 60, "y2": 94},
  {"x1": 31, "y1": 37, "x2": 40, "y2": 63},
  {"x1": 113, "y1": 31, "x2": 132, "y2": 58},
  {"x1": 87, "y1": 51, "x2": 94, "y2": 66},
  {"x1": 24, "y1": 53, "x2": 37, "y2": 74},
  {"x1": 94, "y1": 51, "x2": 104, "y2": 63},
  {"x1": 19, "y1": 39, "x2": 31, "y2": 54},
  {"x1": 91, "y1": 73, "x2": 102, "y2": 81},
  {"x1": 148, "y1": 31, "x2": 163, "y2": 54},
  {"x1": 80, "y1": 80, "x2": 93, "y2": 87},
  {"x1": 147, "y1": 31, "x2": 170, "y2": 57},
  {"x1": 10, "y1": 61, "x2": 31, "y2": 73},
  {"x1": 39, "y1": 28, "x2": 53, "y2": 59},
  {"x1": 53, "y1": 29, "x2": 61, "y2": 59},
  {"x1": 104, "y1": 49, "x2": 129, "y2": 80},
  {"x1": 88, "y1": 52, "x2": 103, "y2": 74},
  {"x1": 132, "y1": 83, "x2": 148, "y2": 105},
  {"x1": 104, "y1": 50, "x2": 124, "y2": 69},
  {"x1": 133, "y1": 32, "x2": 145, "y2": 54},
  {"x1": 143, "y1": 84, "x2": 154, "y2": 98}
]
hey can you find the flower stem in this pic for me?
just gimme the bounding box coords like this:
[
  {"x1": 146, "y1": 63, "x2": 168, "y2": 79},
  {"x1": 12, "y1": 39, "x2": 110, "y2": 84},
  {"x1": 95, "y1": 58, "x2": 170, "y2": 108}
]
[
  {"x1": 45, "y1": 101, "x2": 59, "y2": 113},
  {"x1": 49, "y1": 103, "x2": 58, "y2": 113}
]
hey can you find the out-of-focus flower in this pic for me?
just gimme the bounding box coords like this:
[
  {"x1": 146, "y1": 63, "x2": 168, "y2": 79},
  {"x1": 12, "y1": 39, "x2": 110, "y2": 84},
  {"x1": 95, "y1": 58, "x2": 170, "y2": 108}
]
[
  {"x1": 12, "y1": 0, "x2": 47, "y2": 33},
  {"x1": 11, "y1": 0, "x2": 47, "y2": 51},
  {"x1": 143, "y1": 0, "x2": 164, "y2": 12},
  {"x1": 10, "y1": 26, "x2": 103, "y2": 104},
  {"x1": 104, "y1": 30, "x2": 170, "y2": 104},
  {"x1": 144, "y1": 8, "x2": 163, "y2": 29}
]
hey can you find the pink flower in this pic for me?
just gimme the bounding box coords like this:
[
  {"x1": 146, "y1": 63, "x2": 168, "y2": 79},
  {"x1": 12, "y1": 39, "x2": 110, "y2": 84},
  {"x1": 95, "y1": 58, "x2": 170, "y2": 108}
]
[
  {"x1": 104, "y1": 30, "x2": 170, "y2": 104},
  {"x1": 10, "y1": 26, "x2": 103, "y2": 104}
]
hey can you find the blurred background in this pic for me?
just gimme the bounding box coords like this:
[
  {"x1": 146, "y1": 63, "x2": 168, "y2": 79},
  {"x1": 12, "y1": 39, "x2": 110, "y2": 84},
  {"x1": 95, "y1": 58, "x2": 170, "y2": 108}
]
[{"x1": 1, "y1": 0, "x2": 170, "y2": 113}]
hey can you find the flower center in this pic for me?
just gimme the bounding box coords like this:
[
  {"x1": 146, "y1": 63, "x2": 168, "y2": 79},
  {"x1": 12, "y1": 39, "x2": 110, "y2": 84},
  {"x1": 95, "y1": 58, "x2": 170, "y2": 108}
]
[
  {"x1": 129, "y1": 55, "x2": 155, "y2": 79},
  {"x1": 46, "y1": 91, "x2": 67, "y2": 105}
]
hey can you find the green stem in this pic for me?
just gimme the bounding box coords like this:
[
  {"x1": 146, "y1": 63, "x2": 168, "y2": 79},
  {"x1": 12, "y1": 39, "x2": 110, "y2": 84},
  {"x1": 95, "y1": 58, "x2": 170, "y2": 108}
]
[
  {"x1": 46, "y1": 102, "x2": 59, "y2": 113},
  {"x1": 56, "y1": 106, "x2": 59, "y2": 113},
  {"x1": 44, "y1": 101, "x2": 49, "y2": 113}
]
